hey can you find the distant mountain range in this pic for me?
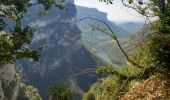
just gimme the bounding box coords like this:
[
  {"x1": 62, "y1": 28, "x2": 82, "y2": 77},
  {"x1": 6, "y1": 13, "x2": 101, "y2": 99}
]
[
  {"x1": 76, "y1": 6, "x2": 131, "y2": 38},
  {"x1": 76, "y1": 6, "x2": 144, "y2": 36},
  {"x1": 117, "y1": 22, "x2": 144, "y2": 34},
  {"x1": 76, "y1": 6, "x2": 144, "y2": 66}
]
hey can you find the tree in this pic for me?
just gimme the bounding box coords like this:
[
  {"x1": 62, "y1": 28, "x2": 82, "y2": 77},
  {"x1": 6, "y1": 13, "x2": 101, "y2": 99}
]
[
  {"x1": 99, "y1": 0, "x2": 170, "y2": 75},
  {"x1": 48, "y1": 82, "x2": 74, "y2": 100},
  {"x1": 0, "y1": 1, "x2": 64, "y2": 99},
  {"x1": 124, "y1": 0, "x2": 170, "y2": 74},
  {"x1": 83, "y1": 0, "x2": 170, "y2": 99},
  {"x1": 0, "y1": 0, "x2": 64, "y2": 63}
]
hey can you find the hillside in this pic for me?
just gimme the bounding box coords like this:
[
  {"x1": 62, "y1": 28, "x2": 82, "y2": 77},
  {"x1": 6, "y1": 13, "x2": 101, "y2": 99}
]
[
  {"x1": 16, "y1": 1, "x2": 100, "y2": 99},
  {"x1": 117, "y1": 22, "x2": 144, "y2": 34},
  {"x1": 76, "y1": 6, "x2": 130, "y2": 38},
  {"x1": 1, "y1": 0, "x2": 170, "y2": 100},
  {"x1": 76, "y1": 6, "x2": 133, "y2": 66}
]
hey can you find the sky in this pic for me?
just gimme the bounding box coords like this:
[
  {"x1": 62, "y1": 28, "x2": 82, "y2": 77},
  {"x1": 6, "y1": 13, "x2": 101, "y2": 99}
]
[{"x1": 74, "y1": 0, "x2": 145, "y2": 23}]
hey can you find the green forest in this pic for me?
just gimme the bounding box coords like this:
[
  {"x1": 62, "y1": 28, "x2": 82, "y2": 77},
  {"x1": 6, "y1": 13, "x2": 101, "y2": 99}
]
[{"x1": 0, "y1": 0, "x2": 170, "y2": 100}]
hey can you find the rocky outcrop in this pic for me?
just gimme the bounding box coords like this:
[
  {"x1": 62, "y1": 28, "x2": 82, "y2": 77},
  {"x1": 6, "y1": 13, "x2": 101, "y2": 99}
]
[
  {"x1": 16, "y1": 0, "x2": 99, "y2": 99},
  {"x1": 0, "y1": 64, "x2": 42, "y2": 100},
  {"x1": 0, "y1": 64, "x2": 19, "y2": 100}
]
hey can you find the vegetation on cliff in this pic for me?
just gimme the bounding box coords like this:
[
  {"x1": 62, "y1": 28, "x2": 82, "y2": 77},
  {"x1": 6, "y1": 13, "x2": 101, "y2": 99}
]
[
  {"x1": 0, "y1": 0, "x2": 64, "y2": 64},
  {"x1": 83, "y1": 0, "x2": 170, "y2": 100},
  {"x1": 0, "y1": 0, "x2": 65, "y2": 99},
  {"x1": 0, "y1": 0, "x2": 170, "y2": 100}
]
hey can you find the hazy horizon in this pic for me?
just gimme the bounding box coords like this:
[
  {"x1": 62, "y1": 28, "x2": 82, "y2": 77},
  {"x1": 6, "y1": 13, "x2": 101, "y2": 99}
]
[{"x1": 75, "y1": 0, "x2": 145, "y2": 23}]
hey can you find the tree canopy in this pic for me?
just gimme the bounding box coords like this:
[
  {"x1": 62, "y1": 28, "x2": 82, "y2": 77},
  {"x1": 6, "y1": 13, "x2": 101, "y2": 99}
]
[{"x1": 0, "y1": 0, "x2": 64, "y2": 63}]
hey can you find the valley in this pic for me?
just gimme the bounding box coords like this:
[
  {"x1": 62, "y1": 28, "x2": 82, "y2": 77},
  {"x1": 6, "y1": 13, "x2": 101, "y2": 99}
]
[{"x1": 76, "y1": 6, "x2": 143, "y2": 66}]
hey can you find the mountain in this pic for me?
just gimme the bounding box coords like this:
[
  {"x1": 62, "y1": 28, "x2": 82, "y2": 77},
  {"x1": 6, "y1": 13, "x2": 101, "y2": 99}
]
[
  {"x1": 16, "y1": 1, "x2": 100, "y2": 99},
  {"x1": 0, "y1": 63, "x2": 42, "y2": 100},
  {"x1": 118, "y1": 22, "x2": 144, "y2": 34},
  {"x1": 76, "y1": 6, "x2": 131, "y2": 66},
  {"x1": 76, "y1": 6, "x2": 130, "y2": 38}
]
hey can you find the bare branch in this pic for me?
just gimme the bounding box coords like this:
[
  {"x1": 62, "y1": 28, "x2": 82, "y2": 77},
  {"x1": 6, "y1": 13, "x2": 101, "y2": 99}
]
[
  {"x1": 79, "y1": 17, "x2": 144, "y2": 68},
  {"x1": 69, "y1": 68, "x2": 96, "y2": 78},
  {"x1": 80, "y1": 17, "x2": 129, "y2": 60},
  {"x1": 121, "y1": 0, "x2": 155, "y2": 18}
]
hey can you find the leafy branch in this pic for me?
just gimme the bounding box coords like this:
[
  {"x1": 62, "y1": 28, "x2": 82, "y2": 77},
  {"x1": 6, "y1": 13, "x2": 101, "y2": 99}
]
[{"x1": 0, "y1": 0, "x2": 65, "y2": 63}]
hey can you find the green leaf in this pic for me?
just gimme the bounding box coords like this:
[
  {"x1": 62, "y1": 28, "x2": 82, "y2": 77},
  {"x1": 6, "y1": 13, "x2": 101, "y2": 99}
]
[{"x1": 128, "y1": 0, "x2": 133, "y2": 4}]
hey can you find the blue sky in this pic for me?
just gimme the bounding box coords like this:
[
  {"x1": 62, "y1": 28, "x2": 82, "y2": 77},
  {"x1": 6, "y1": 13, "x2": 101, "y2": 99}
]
[{"x1": 74, "y1": 0, "x2": 145, "y2": 23}]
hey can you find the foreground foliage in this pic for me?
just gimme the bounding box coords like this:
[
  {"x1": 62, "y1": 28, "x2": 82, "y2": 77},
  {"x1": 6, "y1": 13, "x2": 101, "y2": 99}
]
[
  {"x1": 120, "y1": 75, "x2": 170, "y2": 100},
  {"x1": 48, "y1": 82, "x2": 74, "y2": 100},
  {"x1": 83, "y1": 0, "x2": 170, "y2": 100},
  {"x1": 0, "y1": 0, "x2": 64, "y2": 63},
  {"x1": 18, "y1": 83, "x2": 42, "y2": 100}
]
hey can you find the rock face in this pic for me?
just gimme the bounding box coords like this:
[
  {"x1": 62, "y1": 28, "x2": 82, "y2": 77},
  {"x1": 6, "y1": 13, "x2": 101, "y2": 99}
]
[
  {"x1": 0, "y1": 64, "x2": 19, "y2": 100},
  {"x1": 17, "y1": 0, "x2": 98, "y2": 99},
  {"x1": 0, "y1": 64, "x2": 42, "y2": 100}
]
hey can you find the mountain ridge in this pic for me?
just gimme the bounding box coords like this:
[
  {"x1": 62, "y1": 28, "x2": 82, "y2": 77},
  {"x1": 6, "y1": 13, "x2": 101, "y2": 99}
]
[
  {"x1": 76, "y1": 5, "x2": 131, "y2": 38},
  {"x1": 16, "y1": 1, "x2": 100, "y2": 99}
]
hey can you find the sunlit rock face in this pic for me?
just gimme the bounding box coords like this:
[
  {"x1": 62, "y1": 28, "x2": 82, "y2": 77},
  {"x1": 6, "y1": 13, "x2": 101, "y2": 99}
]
[{"x1": 17, "y1": 0, "x2": 98, "y2": 99}]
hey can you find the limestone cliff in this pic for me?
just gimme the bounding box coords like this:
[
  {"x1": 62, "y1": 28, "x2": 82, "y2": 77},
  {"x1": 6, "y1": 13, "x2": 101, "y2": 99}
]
[
  {"x1": 16, "y1": 0, "x2": 99, "y2": 99},
  {"x1": 0, "y1": 64, "x2": 19, "y2": 100},
  {"x1": 0, "y1": 64, "x2": 42, "y2": 100}
]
